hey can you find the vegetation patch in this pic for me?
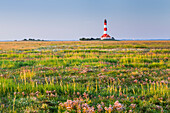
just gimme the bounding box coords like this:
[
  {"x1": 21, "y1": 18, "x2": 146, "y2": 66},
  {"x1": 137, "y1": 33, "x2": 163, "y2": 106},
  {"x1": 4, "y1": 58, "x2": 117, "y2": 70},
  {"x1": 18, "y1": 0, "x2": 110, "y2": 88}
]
[{"x1": 0, "y1": 41, "x2": 169, "y2": 112}]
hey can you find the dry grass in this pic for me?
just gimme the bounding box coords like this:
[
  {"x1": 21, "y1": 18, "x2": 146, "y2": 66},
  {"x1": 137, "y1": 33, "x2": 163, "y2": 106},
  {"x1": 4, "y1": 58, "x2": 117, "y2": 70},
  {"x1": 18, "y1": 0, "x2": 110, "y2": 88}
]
[{"x1": 0, "y1": 41, "x2": 169, "y2": 50}]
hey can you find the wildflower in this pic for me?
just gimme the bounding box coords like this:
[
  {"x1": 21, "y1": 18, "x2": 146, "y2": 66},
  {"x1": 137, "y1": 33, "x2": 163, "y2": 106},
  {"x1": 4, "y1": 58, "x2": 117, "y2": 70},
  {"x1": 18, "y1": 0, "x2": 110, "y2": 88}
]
[
  {"x1": 114, "y1": 101, "x2": 119, "y2": 107},
  {"x1": 129, "y1": 110, "x2": 133, "y2": 112},
  {"x1": 1, "y1": 104, "x2": 5, "y2": 108},
  {"x1": 133, "y1": 79, "x2": 138, "y2": 83},
  {"x1": 113, "y1": 100, "x2": 124, "y2": 111},
  {"x1": 14, "y1": 92, "x2": 16, "y2": 95},
  {"x1": 102, "y1": 68, "x2": 108, "y2": 72},
  {"x1": 131, "y1": 76, "x2": 134, "y2": 79},
  {"x1": 22, "y1": 92, "x2": 25, "y2": 96},
  {"x1": 0, "y1": 74, "x2": 4, "y2": 77},
  {"x1": 110, "y1": 95, "x2": 114, "y2": 99},
  {"x1": 158, "y1": 97, "x2": 163, "y2": 101},
  {"x1": 50, "y1": 93, "x2": 55, "y2": 97},
  {"x1": 83, "y1": 92, "x2": 88, "y2": 98},
  {"x1": 59, "y1": 103, "x2": 63, "y2": 107},
  {"x1": 143, "y1": 82, "x2": 147, "y2": 85},
  {"x1": 88, "y1": 106, "x2": 95, "y2": 113},
  {"x1": 122, "y1": 78, "x2": 125, "y2": 82},
  {"x1": 52, "y1": 90, "x2": 56, "y2": 93},
  {"x1": 30, "y1": 92, "x2": 34, "y2": 96},
  {"x1": 119, "y1": 92, "x2": 122, "y2": 96},
  {"x1": 108, "y1": 105, "x2": 113, "y2": 112},
  {"x1": 66, "y1": 107, "x2": 71, "y2": 111},
  {"x1": 83, "y1": 107, "x2": 86, "y2": 112},
  {"x1": 161, "y1": 108, "x2": 164, "y2": 113},
  {"x1": 77, "y1": 104, "x2": 81, "y2": 110},
  {"x1": 116, "y1": 107, "x2": 123, "y2": 112},
  {"x1": 101, "y1": 102, "x2": 105, "y2": 107},
  {"x1": 97, "y1": 104, "x2": 103, "y2": 112},
  {"x1": 32, "y1": 97, "x2": 37, "y2": 101},
  {"x1": 104, "y1": 107, "x2": 108, "y2": 111},
  {"x1": 123, "y1": 94, "x2": 127, "y2": 98},
  {"x1": 156, "y1": 105, "x2": 162, "y2": 110},
  {"x1": 130, "y1": 96, "x2": 134, "y2": 101},
  {"x1": 77, "y1": 110, "x2": 81, "y2": 113},
  {"x1": 35, "y1": 91, "x2": 40, "y2": 94},
  {"x1": 130, "y1": 104, "x2": 136, "y2": 109},
  {"x1": 98, "y1": 73, "x2": 102, "y2": 76},
  {"x1": 164, "y1": 81, "x2": 168, "y2": 84},
  {"x1": 165, "y1": 105, "x2": 169, "y2": 110},
  {"x1": 77, "y1": 92, "x2": 80, "y2": 95},
  {"x1": 36, "y1": 94, "x2": 39, "y2": 97}
]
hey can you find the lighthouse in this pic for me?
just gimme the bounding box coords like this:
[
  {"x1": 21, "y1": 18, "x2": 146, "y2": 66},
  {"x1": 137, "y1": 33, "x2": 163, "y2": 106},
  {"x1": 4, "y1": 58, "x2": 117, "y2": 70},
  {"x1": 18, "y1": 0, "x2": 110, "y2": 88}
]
[{"x1": 101, "y1": 19, "x2": 111, "y2": 40}]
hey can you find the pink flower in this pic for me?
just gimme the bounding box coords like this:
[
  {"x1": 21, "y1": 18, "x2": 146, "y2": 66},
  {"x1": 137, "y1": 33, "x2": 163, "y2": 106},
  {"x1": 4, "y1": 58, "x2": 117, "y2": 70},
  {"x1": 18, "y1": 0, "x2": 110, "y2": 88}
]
[
  {"x1": 22, "y1": 92, "x2": 25, "y2": 96},
  {"x1": 168, "y1": 77, "x2": 170, "y2": 81},
  {"x1": 104, "y1": 107, "x2": 108, "y2": 111},
  {"x1": 77, "y1": 92, "x2": 80, "y2": 95},
  {"x1": 133, "y1": 79, "x2": 138, "y2": 83},
  {"x1": 130, "y1": 104, "x2": 136, "y2": 109},
  {"x1": 129, "y1": 110, "x2": 133, "y2": 112}
]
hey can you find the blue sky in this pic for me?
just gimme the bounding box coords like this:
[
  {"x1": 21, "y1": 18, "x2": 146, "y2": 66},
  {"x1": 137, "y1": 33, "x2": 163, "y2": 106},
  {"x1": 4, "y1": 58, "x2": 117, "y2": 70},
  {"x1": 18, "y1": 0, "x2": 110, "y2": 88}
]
[{"x1": 0, "y1": 0, "x2": 170, "y2": 40}]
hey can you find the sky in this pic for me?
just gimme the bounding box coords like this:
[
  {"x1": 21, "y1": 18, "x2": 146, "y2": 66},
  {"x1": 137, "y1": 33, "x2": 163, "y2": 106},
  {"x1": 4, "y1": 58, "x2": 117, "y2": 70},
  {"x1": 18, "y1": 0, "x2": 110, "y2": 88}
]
[{"x1": 0, "y1": 0, "x2": 170, "y2": 40}]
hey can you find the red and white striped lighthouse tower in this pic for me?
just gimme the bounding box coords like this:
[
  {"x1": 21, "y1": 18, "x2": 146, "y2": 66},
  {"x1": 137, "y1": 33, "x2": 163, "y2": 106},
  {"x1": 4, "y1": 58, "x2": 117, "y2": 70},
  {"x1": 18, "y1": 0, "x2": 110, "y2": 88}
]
[{"x1": 101, "y1": 19, "x2": 111, "y2": 40}]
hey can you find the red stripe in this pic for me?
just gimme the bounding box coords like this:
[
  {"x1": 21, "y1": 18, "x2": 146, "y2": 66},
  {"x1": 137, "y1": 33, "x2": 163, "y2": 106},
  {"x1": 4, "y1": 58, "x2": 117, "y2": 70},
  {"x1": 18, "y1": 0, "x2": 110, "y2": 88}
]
[
  {"x1": 104, "y1": 28, "x2": 107, "y2": 31},
  {"x1": 104, "y1": 23, "x2": 107, "y2": 25}
]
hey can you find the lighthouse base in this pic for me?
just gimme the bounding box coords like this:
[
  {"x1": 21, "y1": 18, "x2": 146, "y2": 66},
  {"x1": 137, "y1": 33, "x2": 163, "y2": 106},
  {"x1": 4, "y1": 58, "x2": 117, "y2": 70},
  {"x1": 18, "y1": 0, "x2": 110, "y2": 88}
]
[
  {"x1": 101, "y1": 34, "x2": 111, "y2": 40},
  {"x1": 101, "y1": 37, "x2": 112, "y2": 40}
]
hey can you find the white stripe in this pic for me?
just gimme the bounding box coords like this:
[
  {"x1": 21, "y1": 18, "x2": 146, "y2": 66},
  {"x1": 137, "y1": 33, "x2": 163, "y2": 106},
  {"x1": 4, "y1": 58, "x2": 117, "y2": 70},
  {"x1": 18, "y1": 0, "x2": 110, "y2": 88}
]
[
  {"x1": 104, "y1": 31, "x2": 107, "y2": 34},
  {"x1": 104, "y1": 25, "x2": 107, "y2": 28}
]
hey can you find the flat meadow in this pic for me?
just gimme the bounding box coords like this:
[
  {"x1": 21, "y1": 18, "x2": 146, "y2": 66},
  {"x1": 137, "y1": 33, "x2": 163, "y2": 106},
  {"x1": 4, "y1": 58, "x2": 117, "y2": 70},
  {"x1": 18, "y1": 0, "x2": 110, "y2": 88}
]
[{"x1": 0, "y1": 41, "x2": 169, "y2": 113}]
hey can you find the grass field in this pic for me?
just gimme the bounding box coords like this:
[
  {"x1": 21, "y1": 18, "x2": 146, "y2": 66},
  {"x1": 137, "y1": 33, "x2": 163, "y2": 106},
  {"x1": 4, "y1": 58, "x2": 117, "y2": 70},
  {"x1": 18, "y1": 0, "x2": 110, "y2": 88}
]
[{"x1": 0, "y1": 41, "x2": 169, "y2": 113}]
